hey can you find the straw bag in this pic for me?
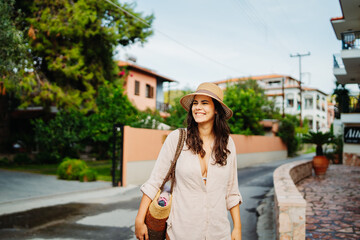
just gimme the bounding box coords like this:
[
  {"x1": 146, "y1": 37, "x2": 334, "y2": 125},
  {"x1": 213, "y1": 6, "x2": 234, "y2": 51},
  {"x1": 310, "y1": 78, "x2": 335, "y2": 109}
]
[{"x1": 145, "y1": 128, "x2": 186, "y2": 240}]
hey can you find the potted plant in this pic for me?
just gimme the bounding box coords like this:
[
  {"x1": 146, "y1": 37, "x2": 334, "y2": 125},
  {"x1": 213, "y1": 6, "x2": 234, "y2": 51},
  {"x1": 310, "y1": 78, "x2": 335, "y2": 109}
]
[
  {"x1": 332, "y1": 134, "x2": 343, "y2": 164},
  {"x1": 302, "y1": 131, "x2": 334, "y2": 175}
]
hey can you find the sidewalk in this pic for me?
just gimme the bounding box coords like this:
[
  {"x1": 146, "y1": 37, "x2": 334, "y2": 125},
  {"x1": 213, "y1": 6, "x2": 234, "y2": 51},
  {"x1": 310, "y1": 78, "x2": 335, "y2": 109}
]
[
  {"x1": 297, "y1": 165, "x2": 360, "y2": 240},
  {"x1": 0, "y1": 169, "x2": 136, "y2": 216}
]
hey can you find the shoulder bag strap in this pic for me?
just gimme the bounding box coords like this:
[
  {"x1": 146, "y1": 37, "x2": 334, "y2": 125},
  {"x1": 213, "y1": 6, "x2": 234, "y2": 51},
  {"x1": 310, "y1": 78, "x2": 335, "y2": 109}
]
[{"x1": 159, "y1": 128, "x2": 186, "y2": 193}]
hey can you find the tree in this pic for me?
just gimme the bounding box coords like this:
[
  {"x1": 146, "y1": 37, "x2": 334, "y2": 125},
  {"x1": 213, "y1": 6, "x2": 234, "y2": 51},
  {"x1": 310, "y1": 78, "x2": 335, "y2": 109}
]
[
  {"x1": 13, "y1": 0, "x2": 154, "y2": 113},
  {"x1": 165, "y1": 90, "x2": 191, "y2": 129},
  {"x1": 333, "y1": 82, "x2": 350, "y2": 115},
  {"x1": 85, "y1": 82, "x2": 140, "y2": 158},
  {"x1": 0, "y1": 0, "x2": 28, "y2": 89},
  {"x1": 224, "y1": 79, "x2": 275, "y2": 135},
  {"x1": 277, "y1": 115, "x2": 300, "y2": 157}
]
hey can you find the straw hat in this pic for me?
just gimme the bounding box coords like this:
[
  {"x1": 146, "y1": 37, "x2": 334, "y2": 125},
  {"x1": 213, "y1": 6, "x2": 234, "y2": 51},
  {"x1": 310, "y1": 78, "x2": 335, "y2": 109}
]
[{"x1": 180, "y1": 82, "x2": 233, "y2": 119}]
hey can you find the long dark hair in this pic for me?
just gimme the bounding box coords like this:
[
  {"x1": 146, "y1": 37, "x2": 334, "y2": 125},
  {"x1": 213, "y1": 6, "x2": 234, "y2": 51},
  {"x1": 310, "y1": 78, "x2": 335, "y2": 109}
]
[{"x1": 186, "y1": 98, "x2": 231, "y2": 166}]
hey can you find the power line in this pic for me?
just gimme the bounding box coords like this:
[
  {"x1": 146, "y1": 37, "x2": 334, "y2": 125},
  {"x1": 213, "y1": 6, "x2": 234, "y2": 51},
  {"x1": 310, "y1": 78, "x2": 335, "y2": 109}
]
[
  {"x1": 232, "y1": 0, "x2": 294, "y2": 67},
  {"x1": 103, "y1": 0, "x2": 246, "y2": 75}
]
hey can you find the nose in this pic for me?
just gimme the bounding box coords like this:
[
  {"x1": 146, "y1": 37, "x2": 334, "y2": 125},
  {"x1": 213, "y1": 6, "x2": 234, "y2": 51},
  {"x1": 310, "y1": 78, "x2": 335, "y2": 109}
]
[{"x1": 194, "y1": 103, "x2": 202, "y2": 110}]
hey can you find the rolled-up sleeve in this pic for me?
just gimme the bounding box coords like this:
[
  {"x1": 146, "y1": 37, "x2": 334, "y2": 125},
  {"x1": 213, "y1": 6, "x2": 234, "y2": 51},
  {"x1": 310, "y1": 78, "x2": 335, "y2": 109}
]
[
  {"x1": 140, "y1": 129, "x2": 179, "y2": 200},
  {"x1": 226, "y1": 137, "x2": 243, "y2": 210}
]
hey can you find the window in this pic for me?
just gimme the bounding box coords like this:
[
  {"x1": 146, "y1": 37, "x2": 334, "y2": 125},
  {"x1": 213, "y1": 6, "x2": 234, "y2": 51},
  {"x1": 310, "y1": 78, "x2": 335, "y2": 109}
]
[
  {"x1": 287, "y1": 99, "x2": 294, "y2": 108},
  {"x1": 146, "y1": 84, "x2": 154, "y2": 98},
  {"x1": 316, "y1": 95, "x2": 320, "y2": 110},
  {"x1": 286, "y1": 94, "x2": 294, "y2": 108},
  {"x1": 268, "y1": 80, "x2": 281, "y2": 87},
  {"x1": 309, "y1": 119, "x2": 313, "y2": 130},
  {"x1": 304, "y1": 97, "x2": 313, "y2": 109},
  {"x1": 134, "y1": 80, "x2": 140, "y2": 96}
]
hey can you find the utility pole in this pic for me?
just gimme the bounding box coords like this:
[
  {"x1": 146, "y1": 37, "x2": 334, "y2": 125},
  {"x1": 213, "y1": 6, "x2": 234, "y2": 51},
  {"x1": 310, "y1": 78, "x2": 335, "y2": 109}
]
[{"x1": 290, "y1": 52, "x2": 310, "y2": 127}]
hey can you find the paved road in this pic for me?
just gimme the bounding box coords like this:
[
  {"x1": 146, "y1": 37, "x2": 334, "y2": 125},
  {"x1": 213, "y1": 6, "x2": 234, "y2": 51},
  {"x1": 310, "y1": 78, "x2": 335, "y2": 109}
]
[
  {"x1": 238, "y1": 153, "x2": 314, "y2": 240},
  {"x1": 0, "y1": 153, "x2": 314, "y2": 240}
]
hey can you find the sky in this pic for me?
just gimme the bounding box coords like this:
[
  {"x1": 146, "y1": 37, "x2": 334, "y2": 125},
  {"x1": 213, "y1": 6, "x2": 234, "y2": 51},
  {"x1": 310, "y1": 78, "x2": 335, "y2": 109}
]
[{"x1": 116, "y1": 0, "x2": 358, "y2": 94}]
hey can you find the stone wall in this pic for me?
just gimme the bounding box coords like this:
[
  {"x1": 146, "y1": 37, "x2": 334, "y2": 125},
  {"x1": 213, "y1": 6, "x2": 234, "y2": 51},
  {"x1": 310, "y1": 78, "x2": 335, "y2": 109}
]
[
  {"x1": 273, "y1": 159, "x2": 313, "y2": 240},
  {"x1": 123, "y1": 126, "x2": 287, "y2": 186},
  {"x1": 343, "y1": 153, "x2": 360, "y2": 166}
]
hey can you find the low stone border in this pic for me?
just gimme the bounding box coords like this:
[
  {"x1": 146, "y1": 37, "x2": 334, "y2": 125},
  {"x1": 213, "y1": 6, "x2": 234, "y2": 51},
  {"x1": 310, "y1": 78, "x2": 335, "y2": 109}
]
[{"x1": 273, "y1": 159, "x2": 313, "y2": 240}]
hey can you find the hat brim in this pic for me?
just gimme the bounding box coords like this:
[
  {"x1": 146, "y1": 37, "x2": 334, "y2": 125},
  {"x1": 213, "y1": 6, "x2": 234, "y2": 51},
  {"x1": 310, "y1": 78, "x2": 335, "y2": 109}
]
[{"x1": 180, "y1": 92, "x2": 233, "y2": 120}]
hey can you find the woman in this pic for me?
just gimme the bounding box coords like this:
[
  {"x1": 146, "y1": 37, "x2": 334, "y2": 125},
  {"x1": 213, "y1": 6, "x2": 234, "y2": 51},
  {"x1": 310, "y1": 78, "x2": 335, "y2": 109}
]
[{"x1": 135, "y1": 82, "x2": 242, "y2": 240}]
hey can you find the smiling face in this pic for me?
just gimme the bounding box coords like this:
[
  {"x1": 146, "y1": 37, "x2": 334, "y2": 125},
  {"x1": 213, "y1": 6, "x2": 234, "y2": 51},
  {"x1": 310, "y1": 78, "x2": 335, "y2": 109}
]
[{"x1": 192, "y1": 95, "x2": 216, "y2": 125}]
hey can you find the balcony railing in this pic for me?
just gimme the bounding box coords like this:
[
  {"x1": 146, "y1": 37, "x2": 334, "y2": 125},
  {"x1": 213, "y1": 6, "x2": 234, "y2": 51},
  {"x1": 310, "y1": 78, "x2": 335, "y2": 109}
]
[
  {"x1": 333, "y1": 53, "x2": 344, "y2": 69},
  {"x1": 156, "y1": 101, "x2": 170, "y2": 112},
  {"x1": 341, "y1": 31, "x2": 360, "y2": 50},
  {"x1": 334, "y1": 95, "x2": 360, "y2": 119}
]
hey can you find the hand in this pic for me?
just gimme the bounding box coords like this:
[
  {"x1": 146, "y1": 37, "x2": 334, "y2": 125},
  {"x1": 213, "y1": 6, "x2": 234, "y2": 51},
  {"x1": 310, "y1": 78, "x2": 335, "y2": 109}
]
[
  {"x1": 135, "y1": 220, "x2": 149, "y2": 240},
  {"x1": 231, "y1": 228, "x2": 241, "y2": 240}
]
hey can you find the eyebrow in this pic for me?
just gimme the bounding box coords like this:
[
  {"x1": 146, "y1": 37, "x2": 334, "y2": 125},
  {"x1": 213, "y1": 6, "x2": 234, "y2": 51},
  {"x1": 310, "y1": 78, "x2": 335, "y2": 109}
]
[{"x1": 193, "y1": 99, "x2": 210, "y2": 103}]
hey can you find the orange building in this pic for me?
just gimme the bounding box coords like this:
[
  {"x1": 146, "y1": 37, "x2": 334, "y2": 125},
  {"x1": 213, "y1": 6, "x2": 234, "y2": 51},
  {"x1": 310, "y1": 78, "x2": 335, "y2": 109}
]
[{"x1": 118, "y1": 60, "x2": 176, "y2": 113}]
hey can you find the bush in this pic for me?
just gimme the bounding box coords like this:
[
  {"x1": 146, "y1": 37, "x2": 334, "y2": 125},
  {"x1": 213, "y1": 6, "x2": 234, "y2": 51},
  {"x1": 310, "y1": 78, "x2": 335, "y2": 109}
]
[
  {"x1": 57, "y1": 158, "x2": 88, "y2": 180},
  {"x1": 0, "y1": 157, "x2": 10, "y2": 166},
  {"x1": 79, "y1": 168, "x2": 97, "y2": 182},
  {"x1": 13, "y1": 153, "x2": 32, "y2": 165},
  {"x1": 278, "y1": 117, "x2": 299, "y2": 157},
  {"x1": 32, "y1": 110, "x2": 87, "y2": 161}
]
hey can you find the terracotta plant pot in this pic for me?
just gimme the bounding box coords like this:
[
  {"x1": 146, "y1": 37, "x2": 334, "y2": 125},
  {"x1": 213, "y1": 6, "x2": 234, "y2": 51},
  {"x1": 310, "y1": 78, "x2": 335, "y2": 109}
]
[{"x1": 312, "y1": 155, "x2": 329, "y2": 175}]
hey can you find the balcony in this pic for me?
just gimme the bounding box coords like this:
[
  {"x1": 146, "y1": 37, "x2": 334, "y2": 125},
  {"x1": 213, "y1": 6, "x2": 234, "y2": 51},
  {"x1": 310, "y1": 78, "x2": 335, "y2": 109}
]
[
  {"x1": 342, "y1": 31, "x2": 360, "y2": 50},
  {"x1": 333, "y1": 53, "x2": 346, "y2": 76},
  {"x1": 156, "y1": 101, "x2": 170, "y2": 112},
  {"x1": 332, "y1": 31, "x2": 360, "y2": 85}
]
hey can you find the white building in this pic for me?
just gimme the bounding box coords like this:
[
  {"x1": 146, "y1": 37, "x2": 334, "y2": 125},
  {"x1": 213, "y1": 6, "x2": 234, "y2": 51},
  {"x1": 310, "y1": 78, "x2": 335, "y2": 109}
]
[
  {"x1": 331, "y1": 0, "x2": 360, "y2": 166},
  {"x1": 214, "y1": 74, "x2": 331, "y2": 132}
]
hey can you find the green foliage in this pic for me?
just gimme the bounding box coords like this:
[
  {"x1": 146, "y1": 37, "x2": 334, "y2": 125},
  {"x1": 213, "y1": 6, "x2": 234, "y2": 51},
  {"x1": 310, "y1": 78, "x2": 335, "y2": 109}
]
[
  {"x1": 332, "y1": 134, "x2": 343, "y2": 163},
  {"x1": 57, "y1": 158, "x2": 88, "y2": 180},
  {"x1": 13, "y1": 153, "x2": 32, "y2": 164},
  {"x1": 278, "y1": 116, "x2": 300, "y2": 157},
  {"x1": 32, "y1": 110, "x2": 87, "y2": 161},
  {"x1": 224, "y1": 80, "x2": 276, "y2": 135},
  {"x1": 132, "y1": 109, "x2": 165, "y2": 129},
  {"x1": 0, "y1": 0, "x2": 28, "y2": 83},
  {"x1": 31, "y1": 83, "x2": 163, "y2": 160},
  {"x1": 165, "y1": 90, "x2": 191, "y2": 129},
  {"x1": 79, "y1": 168, "x2": 97, "y2": 182},
  {"x1": 0, "y1": 157, "x2": 10, "y2": 166},
  {"x1": 85, "y1": 83, "x2": 139, "y2": 158},
  {"x1": 296, "y1": 118, "x2": 310, "y2": 134},
  {"x1": 302, "y1": 131, "x2": 334, "y2": 156},
  {"x1": 14, "y1": 0, "x2": 154, "y2": 112},
  {"x1": 333, "y1": 82, "x2": 350, "y2": 114}
]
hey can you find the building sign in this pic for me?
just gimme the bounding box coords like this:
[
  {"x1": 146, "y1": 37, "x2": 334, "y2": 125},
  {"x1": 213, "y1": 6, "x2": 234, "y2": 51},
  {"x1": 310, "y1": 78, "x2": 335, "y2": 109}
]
[{"x1": 344, "y1": 126, "x2": 360, "y2": 144}]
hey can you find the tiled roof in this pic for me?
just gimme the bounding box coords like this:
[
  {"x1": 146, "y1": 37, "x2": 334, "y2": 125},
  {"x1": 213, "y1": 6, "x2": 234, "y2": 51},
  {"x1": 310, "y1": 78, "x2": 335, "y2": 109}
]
[
  {"x1": 213, "y1": 74, "x2": 297, "y2": 85},
  {"x1": 118, "y1": 60, "x2": 176, "y2": 83}
]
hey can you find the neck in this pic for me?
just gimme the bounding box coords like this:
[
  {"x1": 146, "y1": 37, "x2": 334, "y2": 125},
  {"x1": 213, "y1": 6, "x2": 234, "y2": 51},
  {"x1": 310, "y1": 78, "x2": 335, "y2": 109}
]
[{"x1": 198, "y1": 122, "x2": 214, "y2": 141}]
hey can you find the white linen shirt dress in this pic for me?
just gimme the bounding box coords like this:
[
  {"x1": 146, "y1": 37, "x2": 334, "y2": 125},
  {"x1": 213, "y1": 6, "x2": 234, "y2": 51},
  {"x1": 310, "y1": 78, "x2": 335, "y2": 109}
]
[{"x1": 140, "y1": 129, "x2": 243, "y2": 240}]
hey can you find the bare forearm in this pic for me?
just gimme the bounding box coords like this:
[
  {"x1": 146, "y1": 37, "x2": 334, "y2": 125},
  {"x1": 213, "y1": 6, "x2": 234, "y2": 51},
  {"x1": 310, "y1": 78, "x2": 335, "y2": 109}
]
[
  {"x1": 135, "y1": 194, "x2": 152, "y2": 224},
  {"x1": 230, "y1": 204, "x2": 241, "y2": 229}
]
